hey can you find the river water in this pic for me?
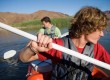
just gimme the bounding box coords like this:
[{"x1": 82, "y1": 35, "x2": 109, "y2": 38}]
[{"x1": 0, "y1": 28, "x2": 110, "y2": 80}]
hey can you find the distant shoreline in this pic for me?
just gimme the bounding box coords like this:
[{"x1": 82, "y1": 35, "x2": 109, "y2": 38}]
[{"x1": 0, "y1": 20, "x2": 110, "y2": 31}]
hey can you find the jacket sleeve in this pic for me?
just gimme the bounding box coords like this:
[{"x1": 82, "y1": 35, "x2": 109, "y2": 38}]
[
  {"x1": 94, "y1": 43, "x2": 110, "y2": 64},
  {"x1": 38, "y1": 28, "x2": 44, "y2": 34}
]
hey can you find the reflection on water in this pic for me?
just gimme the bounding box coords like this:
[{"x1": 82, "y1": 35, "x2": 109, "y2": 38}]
[
  {"x1": 0, "y1": 28, "x2": 110, "y2": 80},
  {"x1": 99, "y1": 31, "x2": 110, "y2": 53},
  {"x1": 0, "y1": 59, "x2": 29, "y2": 80}
]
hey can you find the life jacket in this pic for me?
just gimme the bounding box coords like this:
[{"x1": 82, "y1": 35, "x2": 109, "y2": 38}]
[
  {"x1": 52, "y1": 35, "x2": 96, "y2": 80},
  {"x1": 43, "y1": 26, "x2": 56, "y2": 38}
]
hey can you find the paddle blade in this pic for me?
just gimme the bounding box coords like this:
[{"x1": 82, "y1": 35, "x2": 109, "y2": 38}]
[{"x1": 3, "y1": 50, "x2": 16, "y2": 59}]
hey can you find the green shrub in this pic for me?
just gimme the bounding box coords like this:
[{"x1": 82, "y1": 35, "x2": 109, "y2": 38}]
[{"x1": 12, "y1": 17, "x2": 72, "y2": 30}]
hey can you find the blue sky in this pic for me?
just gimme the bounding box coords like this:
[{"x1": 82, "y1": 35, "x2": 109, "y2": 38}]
[{"x1": 0, "y1": 0, "x2": 110, "y2": 16}]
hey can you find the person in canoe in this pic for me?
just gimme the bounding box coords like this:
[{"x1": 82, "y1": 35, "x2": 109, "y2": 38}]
[
  {"x1": 39, "y1": 16, "x2": 61, "y2": 39},
  {"x1": 19, "y1": 6, "x2": 110, "y2": 80}
]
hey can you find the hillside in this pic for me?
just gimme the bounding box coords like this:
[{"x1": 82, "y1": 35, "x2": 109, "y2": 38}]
[
  {"x1": 0, "y1": 10, "x2": 110, "y2": 25},
  {"x1": 0, "y1": 10, "x2": 69, "y2": 25}
]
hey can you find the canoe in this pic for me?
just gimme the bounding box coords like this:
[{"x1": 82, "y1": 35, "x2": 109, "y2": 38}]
[
  {"x1": 27, "y1": 60, "x2": 52, "y2": 80},
  {"x1": 27, "y1": 60, "x2": 109, "y2": 80},
  {"x1": 27, "y1": 66, "x2": 44, "y2": 80}
]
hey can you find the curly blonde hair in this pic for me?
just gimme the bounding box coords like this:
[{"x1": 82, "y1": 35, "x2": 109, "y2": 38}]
[{"x1": 69, "y1": 6, "x2": 107, "y2": 38}]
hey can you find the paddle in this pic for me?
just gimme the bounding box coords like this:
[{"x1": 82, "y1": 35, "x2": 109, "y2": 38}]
[
  {"x1": 0, "y1": 22, "x2": 110, "y2": 70},
  {"x1": 61, "y1": 32, "x2": 68, "y2": 37},
  {"x1": 3, "y1": 50, "x2": 16, "y2": 59}
]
